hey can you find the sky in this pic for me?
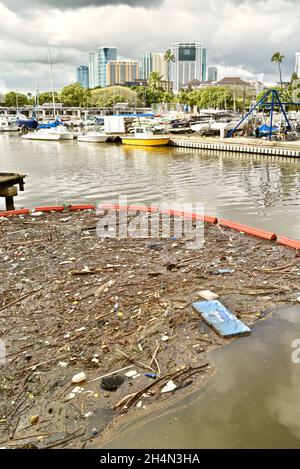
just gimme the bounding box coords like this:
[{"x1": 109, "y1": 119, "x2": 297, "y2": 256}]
[{"x1": 0, "y1": 0, "x2": 299, "y2": 93}]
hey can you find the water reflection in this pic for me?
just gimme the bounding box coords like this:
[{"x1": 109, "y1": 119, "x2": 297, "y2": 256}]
[
  {"x1": 1, "y1": 134, "x2": 300, "y2": 239},
  {"x1": 100, "y1": 306, "x2": 300, "y2": 449}
]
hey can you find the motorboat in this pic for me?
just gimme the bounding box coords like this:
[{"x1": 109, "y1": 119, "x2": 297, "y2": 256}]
[
  {"x1": 0, "y1": 117, "x2": 19, "y2": 132},
  {"x1": 21, "y1": 131, "x2": 60, "y2": 141},
  {"x1": 77, "y1": 132, "x2": 108, "y2": 143},
  {"x1": 37, "y1": 120, "x2": 74, "y2": 140},
  {"x1": 122, "y1": 127, "x2": 170, "y2": 146}
]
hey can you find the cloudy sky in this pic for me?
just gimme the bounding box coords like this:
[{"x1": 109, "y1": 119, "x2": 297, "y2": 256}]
[{"x1": 0, "y1": 0, "x2": 299, "y2": 93}]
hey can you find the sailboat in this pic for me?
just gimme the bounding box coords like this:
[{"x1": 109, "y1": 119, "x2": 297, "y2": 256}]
[{"x1": 22, "y1": 50, "x2": 73, "y2": 141}]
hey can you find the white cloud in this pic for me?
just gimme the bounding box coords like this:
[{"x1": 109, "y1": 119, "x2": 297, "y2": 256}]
[{"x1": 0, "y1": 0, "x2": 298, "y2": 92}]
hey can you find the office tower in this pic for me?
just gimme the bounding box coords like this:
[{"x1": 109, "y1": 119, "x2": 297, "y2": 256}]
[
  {"x1": 76, "y1": 65, "x2": 89, "y2": 89},
  {"x1": 152, "y1": 53, "x2": 168, "y2": 80},
  {"x1": 142, "y1": 52, "x2": 153, "y2": 80},
  {"x1": 207, "y1": 66, "x2": 218, "y2": 82},
  {"x1": 107, "y1": 61, "x2": 140, "y2": 85},
  {"x1": 89, "y1": 47, "x2": 117, "y2": 88},
  {"x1": 171, "y1": 42, "x2": 207, "y2": 91}
]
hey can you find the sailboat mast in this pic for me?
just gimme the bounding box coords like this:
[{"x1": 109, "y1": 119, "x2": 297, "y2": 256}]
[
  {"x1": 48, "y1": 48, "x2": 56, "y2": 118},
  {"x1": 15, "y1": 89, "x2": 19, "y2": 114}
]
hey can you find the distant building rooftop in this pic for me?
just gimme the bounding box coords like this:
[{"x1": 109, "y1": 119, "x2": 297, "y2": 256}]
[{"x1": 217, "y1": 77, "x2": 250, "y2": 85}]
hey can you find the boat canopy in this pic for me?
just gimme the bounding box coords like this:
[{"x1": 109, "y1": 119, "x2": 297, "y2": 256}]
[
  {"x1": 38, "y1": 120, "x2": 64, "y2": 130},
  {"x1": 258, "y1": 124, "x2": 279, "y2": 136},
  {"x1": 16, "y1": 118, "x2": 38, "y2": 129}
]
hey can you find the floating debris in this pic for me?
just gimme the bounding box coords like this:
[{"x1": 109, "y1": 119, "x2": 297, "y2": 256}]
[{"x1": 193, "y1": 300, "x2": 251, "y2": 338}]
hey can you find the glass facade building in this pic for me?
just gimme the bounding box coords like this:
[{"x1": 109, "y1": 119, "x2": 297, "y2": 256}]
[
  {"x1": 89, "y1": 47, "x2": 117, "y2": 88},
  {"x1": 207, "y1": 66, "x2": 218, "y2": 82},
  {"x1": 142, "y1": 52, "x2": 153, "y2": 80},
  {"x1": 171, "y1": 42, "x2": 207, "y2": 91},
  {"x1": 76, "y1": 65, "x2": 89, "y2": 89}
]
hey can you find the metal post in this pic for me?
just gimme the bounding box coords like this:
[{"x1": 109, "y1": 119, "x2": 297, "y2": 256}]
[
  {"x1": 274, "y1": 90, "x2": 292, "y2": 131},
  {"x1": 269, "y1": 90, "x2": 275, "y2": 141},
  {"x1": 227, "y1": 89, "x2": 272, "y2": 138}
]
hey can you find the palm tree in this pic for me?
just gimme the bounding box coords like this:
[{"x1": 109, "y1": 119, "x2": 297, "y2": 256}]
[
  {"x1": 148, "y1": 71, "x2": 163, "y2": 91},
  {"x1": 271, "y1": 52, "x2": 285, "y2": 89},
  {"x1": 164, "y1": 49, "x2": 175, "y2": 82}
]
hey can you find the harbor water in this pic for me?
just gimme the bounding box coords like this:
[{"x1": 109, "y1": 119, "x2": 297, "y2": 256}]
[
  {"x1": 1, "y1": 133, "x2": 300, "y2": 448},
  {"x1": 100, "y1": 306, "x2": 300, "y2": 449},
  {"x1": 1, "y1": 133, "x2": 300, "y2": 240}
]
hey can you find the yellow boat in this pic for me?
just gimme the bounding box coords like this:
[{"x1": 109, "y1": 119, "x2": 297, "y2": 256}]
[{"x1": 122, "y1": 128, "x2": 170, "y2": 147}]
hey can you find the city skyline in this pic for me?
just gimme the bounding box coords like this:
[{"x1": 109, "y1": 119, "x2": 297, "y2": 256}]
[{"x1": 0, "y1": 0, "x2": 300, "y2": 93}]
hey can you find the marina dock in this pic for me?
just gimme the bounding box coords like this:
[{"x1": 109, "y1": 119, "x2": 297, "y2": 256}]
[{"x1": 170, "y1": 136, "x2": 300, "y2": 158}]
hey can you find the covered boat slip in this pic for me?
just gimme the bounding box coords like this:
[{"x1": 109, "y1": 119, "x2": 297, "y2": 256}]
[{"x1": 0, "y1": 173, "x2": 26, "y2": 211}]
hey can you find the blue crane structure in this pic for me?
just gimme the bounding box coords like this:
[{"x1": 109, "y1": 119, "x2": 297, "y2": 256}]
[{"x1": 227, "y1": 88, "x2": 300, "y2": 141}]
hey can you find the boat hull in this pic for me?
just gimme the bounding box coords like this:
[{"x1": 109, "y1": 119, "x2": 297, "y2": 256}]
[
  {"x1": 77, "y1": 135, "x2": 107, "y2": 143},
  {"x1": 122, "y1": 137, "x2": 170, "y2": 147},
  {"x1": 21, "y1": 133, "x2": 61, "y2": 141}
]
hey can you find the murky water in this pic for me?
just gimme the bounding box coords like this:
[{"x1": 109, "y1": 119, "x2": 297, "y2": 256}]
[
  {"x1": 100, "y1": 306, "x2": 300, "y2": 449},
  {"x1": 1, "y1": 133, "x2": 300, "y2": 239},
  {"x1": 2, "y1": 133, "x2": 300, "y2": 447}
]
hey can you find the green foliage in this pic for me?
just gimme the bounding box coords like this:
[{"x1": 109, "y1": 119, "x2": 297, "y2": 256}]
[
  {"x1": 38, "y1": 91, "x2": 60, "y2": 105},
  {"x1": 271, "y1": 52, "x2": 285, "y2": 88},
  {"x1": 291, "y1": 72, "x2": 298, "y2": 82},
  {"x1": 5, "y1": 91, "x2": 30, "y2": 107},
  {"x1": 148, "y1": 71, "x2": 164, "y2": 91},
  {"x1": 90, "y1": 86, "x2": 139, "y2": 107},
  {"x1": 271, "y1": 52, "x2": 285, "y2": 65},
  {"x1": 164, "y1": 49, "x2": 175, "y2": 64},
  {"x1": 60, "y1": 83, "x2": 90, "y2": 107}
]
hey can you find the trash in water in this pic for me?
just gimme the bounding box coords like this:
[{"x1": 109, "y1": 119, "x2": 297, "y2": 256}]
[
  {"x1": 193, "y1": 300, "x2": 251, "y2": 338},
  {"x1": 125, "y1": 370, "x2": 138, "y2": 378},
  {"x1": 198, "y1": 290, "x2": 219, "y2": 301},
  {"x1": 101, "y1": 375, "x2": 124, "y2": 391},
  {"x1": 72, "y1": 372, "x2": 86, "y2": 384},
  {"x1": 65, "y1": 392, "x2": 76, "y2": 402},
  {"x1": 161, "y1": 335, "x2": 170, "y2": 341},
  {"x1": 145, "y1": 373, "x2": 157, "y2": 379},
  {"x1": 29, "y1": 415, "x2": 39, "y2": 425},
  {"x1": 212, "y1": 268, "x2": 235, "y2": 275},
  {"x1": 161, "y1": 380, "x2": 177, "y2": 393}
]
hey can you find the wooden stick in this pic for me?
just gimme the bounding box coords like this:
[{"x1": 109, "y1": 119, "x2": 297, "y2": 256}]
[
  {"x1": 0, "y1": 287, "x2": 43, "y2": 313},
  {"x1": 116, "y1": 348, "x2": 156, "y2": 374},
  {"x1": 89, "y1": 365, "x2": 135, "y2": 383}
]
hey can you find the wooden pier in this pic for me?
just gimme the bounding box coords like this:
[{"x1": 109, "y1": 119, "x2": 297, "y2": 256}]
[{"x1": 0, "y1": 173, "x2": 26, "y2": 211}]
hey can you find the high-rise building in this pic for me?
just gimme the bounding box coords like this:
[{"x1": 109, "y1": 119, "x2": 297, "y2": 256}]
[
  {"x1": 207, "y1": 66, "x2": 218, "y2": 82},
  {"x1": 76, "y1": 65, "x2": 89, "y2": 89},
  {"x1": 295, "y1": 52, "x2": 300, "y2": 78},
  {"x1": 152, "y1": 53, "x2": 168, "y2": 80},
  {"x1": 142, "y1": 52, "x2": 168, "y2": 80},
  {"x1": 88, "y1": 47, "x2": 117, "y2": 88},
  {"x1": 107, "y1": 61, "x2": 139, "y2": 85},
  {"x1": 89, "y1": 52, "x2": 98, "y2": 89},
  {"x1": 142, "y1": 52, "x2": 152, "y2": 80},
  {"x1": 171, "y1": 42, "x2": 207, "y2": 91}
]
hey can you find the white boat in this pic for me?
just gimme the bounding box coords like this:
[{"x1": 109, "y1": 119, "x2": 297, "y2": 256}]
[
  {"x1": 40, "y1": 127, "x2": 74, "y2": 140},
  {"x1": 77, "y1": 132, "x2": 108, "y2": 143},
  {"x1": 21, "y1": 131, "x2": 60, "y2": 141},
  {"x1": 190, "y1": 120, "x2": 212, "y2": 132},
  {"x1": 0, "y1": 117, "x2": 19, "y2": 132}
]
